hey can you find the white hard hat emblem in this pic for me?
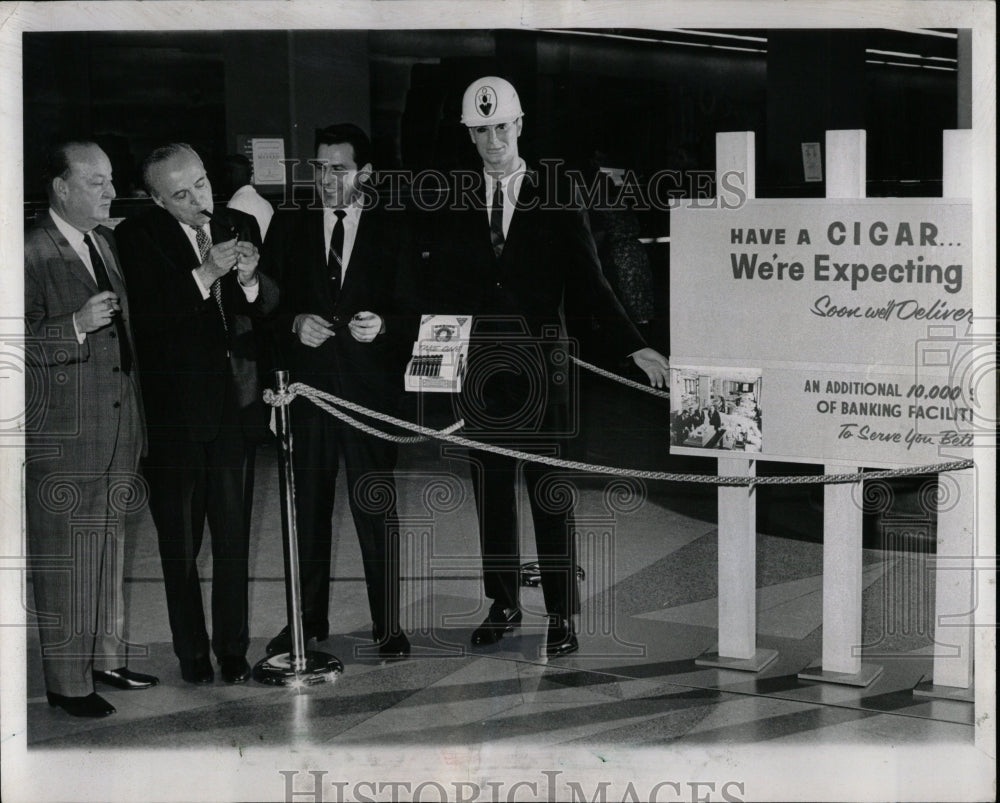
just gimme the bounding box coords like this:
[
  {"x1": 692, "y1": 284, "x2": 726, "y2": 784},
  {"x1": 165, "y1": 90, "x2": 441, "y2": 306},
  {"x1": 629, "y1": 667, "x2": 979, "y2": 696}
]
[{"x1": 477, "y1": 86, "x2": 496, "y2": 118}]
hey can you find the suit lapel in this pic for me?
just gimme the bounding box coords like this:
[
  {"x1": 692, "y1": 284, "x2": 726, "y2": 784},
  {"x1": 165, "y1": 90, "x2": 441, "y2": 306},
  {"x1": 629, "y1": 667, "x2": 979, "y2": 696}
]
[
  {"x1": 307, "y1": 209, "x2": 337, "y2": 308},
  {"x1": 338, "y1": 209, "x2": 370, "y2": 300},
  {"x1": 463, "y1": 179, "x2": 497, "y2": 272},
  {"x1": 39, "y1": 216, "x2": 98, "y2": 294},
  {"x1": 91, "y1": 228, "x2": 125, "y2": 289},
  {"x1": 156, "y1": 208, "x2": 201, "y2": 272},
  {"x1": 503, "y1": 167, "x2": 539, "y2": 257}
]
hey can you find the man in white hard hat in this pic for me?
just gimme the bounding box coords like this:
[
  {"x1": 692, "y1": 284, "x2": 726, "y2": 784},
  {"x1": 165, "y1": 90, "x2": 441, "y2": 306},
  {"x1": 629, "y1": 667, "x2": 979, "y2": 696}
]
[{"x1": 420, "y1": 76, "x2": 670, "y2": 658}]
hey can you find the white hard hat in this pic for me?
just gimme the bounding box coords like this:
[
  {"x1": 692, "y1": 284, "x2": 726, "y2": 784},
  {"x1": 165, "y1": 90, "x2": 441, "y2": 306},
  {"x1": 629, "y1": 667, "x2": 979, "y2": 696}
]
[{"x1": 461, "y1": 76, "x2": 524, "y2": 126}]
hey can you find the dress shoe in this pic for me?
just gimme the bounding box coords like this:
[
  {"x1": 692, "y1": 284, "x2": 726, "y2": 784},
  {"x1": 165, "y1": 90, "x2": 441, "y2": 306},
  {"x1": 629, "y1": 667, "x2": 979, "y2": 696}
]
[
  {"x1": 373, "y1": 628, "x2": 411, "y2": 660},
  {"x1": 471, "y1": 604, "x2": 522, "y2": 646},
  {"x1": 93, "y1": 667, "x2": 159, "y2": 691},
  {"x1": 47, "y1": 691, "x2": 116, "y2": 718},
  {"x1": 545, "y1": 617, "x2": 579, "y2": 658},
  {"x1": 266, "y1": 623, "x2": 329, "y2": 656},
  {"x1": 180, "y1": 655, "x2": 215, "y2": 685},
  {"x1": 219, "y1": 656, "x2": 251, "y2": 684}
]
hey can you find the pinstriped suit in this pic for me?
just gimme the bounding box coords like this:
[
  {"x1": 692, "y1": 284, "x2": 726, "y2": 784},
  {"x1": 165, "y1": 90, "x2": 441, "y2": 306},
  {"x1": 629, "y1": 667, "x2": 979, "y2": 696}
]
[{"x1": 24, "y1": 212, "x2": 146, "y2": 698}]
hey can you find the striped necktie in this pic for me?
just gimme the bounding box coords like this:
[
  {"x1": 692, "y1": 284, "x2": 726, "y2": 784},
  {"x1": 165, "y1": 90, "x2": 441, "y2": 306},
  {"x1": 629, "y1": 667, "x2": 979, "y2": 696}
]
[
  {"x1": 489, "y1": 180, "x2": 505, "y2": 259},
  {"x1": 328, "y1": 209, "x2": 346, "y2": 289},
  {"x1": 195, "y1": 225, "x2": 227, "y2": 332}
]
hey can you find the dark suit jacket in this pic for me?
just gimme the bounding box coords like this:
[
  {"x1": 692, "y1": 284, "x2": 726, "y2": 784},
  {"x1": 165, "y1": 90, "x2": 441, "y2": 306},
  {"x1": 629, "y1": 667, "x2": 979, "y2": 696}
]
[
  {"x1": 260, "y1": 205, "x2": 415, "y2": 417},
  {"x1": 419, "y1": 165, "x2": 645, "y2": 427},
  {"x1": 115, "y1": 205, "x2": 278, "y2": 442},
  {"x1": 24, "y1": 213, "x2": 145, "y2": 477}
]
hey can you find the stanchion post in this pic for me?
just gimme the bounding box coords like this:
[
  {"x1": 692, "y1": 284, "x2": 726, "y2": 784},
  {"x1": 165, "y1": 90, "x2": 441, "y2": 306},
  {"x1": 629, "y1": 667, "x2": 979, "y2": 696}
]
[
  {"x1": 799, "y1": 130, "x2": 882, "y2": 686},
  {"x1": 253, "y1": 370, "x2": 343, "y2": 686},
  {"x1": 696, "y1": 132, "x2": 777, "y2": 673},
  {"x1": 277, "y1": 370, "x2": 307, "y2": 670}
]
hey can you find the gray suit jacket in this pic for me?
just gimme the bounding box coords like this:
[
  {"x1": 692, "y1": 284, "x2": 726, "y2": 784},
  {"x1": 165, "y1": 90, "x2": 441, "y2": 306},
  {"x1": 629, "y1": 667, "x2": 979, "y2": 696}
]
[{"x1": 24, "y1": 213, "x2": 145, "y2": 480}]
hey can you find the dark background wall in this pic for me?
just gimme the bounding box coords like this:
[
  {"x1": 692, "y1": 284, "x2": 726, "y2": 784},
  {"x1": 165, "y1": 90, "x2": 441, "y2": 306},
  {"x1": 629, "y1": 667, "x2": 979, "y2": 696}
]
[{"x1": 22, "y1": 28, "x2": 960, "y2": 203}]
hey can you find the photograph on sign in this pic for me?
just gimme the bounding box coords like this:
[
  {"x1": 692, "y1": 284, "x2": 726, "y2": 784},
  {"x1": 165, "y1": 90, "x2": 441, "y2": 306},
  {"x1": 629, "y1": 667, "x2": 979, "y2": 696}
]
[{"x1": 669, "y1": 365, "x2": 763, "y2": 453}]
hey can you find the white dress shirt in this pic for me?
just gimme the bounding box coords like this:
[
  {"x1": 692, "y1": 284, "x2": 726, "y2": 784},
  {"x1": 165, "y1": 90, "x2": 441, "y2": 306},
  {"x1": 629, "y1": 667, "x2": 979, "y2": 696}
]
[
  {"x1": 50, "y1": 208, "x2": 98, "y2": 280},
  {"x1": 483, "y1": 158, "x2": 528, "y2": 237},
  {"x1": 50, "y1": 209, "x2": 102, "y2": 342},
  {"x1": 323, "y1": 202, "x2": 362, "y2": 280}
]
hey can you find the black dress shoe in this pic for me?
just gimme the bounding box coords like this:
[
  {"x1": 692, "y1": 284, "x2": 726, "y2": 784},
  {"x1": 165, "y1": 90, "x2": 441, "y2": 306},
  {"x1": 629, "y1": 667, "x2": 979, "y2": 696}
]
[
  {"x1": 47, "y1": 691, "x2": 116, "y2": 718},
  {"x1": 180, "y1": 655, "x2": 214, "y2": 685},
  {"x1": 266, "y1": 623, "x2": 329, "y2": 656},
  {"x1": 545, "y1": 617, "x2": 579, "y2": 658},
  {"x1": 373, "y1": 628, "x2": 411, "y2": 660},
  {"x1": 94, "y1": 667, "x2": 159, "y2": 691},
  {"x1": 219, "y1": 656, "x2": 251, "y2": 684},
  {"x1": 471, "y1": 604, "x2": 522, "y2": 646}
]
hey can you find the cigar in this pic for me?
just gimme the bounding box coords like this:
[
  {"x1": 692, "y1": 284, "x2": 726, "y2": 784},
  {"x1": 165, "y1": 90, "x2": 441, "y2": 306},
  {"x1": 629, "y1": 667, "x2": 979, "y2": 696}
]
[{"x1": 201, "y1": 208, "x2": 236, "y2": 239}]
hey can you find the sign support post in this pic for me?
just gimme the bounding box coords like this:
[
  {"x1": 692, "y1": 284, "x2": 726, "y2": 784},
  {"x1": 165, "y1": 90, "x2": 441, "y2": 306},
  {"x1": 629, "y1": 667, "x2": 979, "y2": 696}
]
[
  {"x1": 696, "y1": 132, "x2": 777, "y2": 673},
  {"x1": 914, "y1": 129, "x2": 976, "y2": 702},
  {"x1": 798, "y1": 131, "x2": 883, "y2": 686}
]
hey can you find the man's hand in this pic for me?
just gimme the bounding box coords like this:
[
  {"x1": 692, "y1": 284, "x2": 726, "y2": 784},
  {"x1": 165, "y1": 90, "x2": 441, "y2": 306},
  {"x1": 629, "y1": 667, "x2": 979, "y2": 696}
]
[
  {"x1": 348, "y1": 311, "x2": 383, "y2": 343},
  {"x1": 631, "y1": 347, "x2": 670, "y2": 388},
  {"x1": 293, "y1": 313, "x2": 335, "y2": 347},
  {"x1": 195, "y1": 237, "x2": 238, "y2": 287},
  {"x1": 75, "y1": 290, "x2": 120, "y2": 334},
  {"x1": 235, "y1": 240, "x2": 260, "y2": 286}
]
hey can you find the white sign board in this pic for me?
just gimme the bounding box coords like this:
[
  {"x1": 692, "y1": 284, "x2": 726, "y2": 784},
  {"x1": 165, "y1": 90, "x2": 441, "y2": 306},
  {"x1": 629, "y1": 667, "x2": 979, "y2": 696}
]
[{"x1": 670, "y1": 198, "x2": 974, "y2": 467}]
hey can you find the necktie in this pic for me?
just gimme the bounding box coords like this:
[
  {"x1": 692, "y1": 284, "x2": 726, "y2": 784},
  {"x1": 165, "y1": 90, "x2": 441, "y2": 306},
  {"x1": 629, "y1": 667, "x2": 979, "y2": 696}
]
[
  {"x1": 195, "y1": 225, "x2": 227, "y2": 332},
  {"x1": 328, "y1": 209, "x2": 346, "y2": 288},
  {"x1": 490, "y1": 180, "x2": 505, "y2": 259},
  {"x1": 85, "y1": 233, "x2": 132, "y2": 375}
]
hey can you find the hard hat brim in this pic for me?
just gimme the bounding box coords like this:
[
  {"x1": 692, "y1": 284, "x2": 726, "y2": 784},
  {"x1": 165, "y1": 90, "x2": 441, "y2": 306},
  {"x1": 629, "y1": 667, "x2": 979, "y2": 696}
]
[{"x1": 462, "y1": 113, "x2": 524, "y2": 127}]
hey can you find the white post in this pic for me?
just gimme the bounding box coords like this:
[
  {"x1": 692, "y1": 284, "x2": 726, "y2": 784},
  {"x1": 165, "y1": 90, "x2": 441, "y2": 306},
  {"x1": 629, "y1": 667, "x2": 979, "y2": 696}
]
[
  {"x1": 914, "y1": 129, "x2": 975, "y2": 701},
  {"x1": 799, "y1": 130, "x2": 882, "y2": 685},
  {"x1": 716, "y1": 458, "x2": 758, "y2": 661},
  {"x1": 696, "y1": 132, "x2": 776, "y2": 672}
]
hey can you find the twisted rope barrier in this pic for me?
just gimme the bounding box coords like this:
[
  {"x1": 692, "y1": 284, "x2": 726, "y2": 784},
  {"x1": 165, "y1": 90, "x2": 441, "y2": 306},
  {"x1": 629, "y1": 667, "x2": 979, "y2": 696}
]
[
  {"x1": 264, "y1": 383, "x2": 973, "y2": 487},
  {"x1": 569, "y1": 355, "x2": 672, "y2": 400}
]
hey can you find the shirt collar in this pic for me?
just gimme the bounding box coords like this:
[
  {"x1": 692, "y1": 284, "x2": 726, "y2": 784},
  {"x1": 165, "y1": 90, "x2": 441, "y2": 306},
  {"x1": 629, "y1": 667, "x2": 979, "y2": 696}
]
[
  {"x1": 49, "y1": 208, "x2": 91, "y2": 249},
  {"x1": 324, "y1": 200, "x2": 362, "y2": 223},
  {"x1": 484, "y1": 159, "x2": 527, "y2": 200}
]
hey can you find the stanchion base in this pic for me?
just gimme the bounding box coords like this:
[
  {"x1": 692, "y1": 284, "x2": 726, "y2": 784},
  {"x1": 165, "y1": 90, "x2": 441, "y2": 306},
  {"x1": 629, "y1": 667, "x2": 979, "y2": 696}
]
[
  {"x1": 696, "y1": 647, "x2": 779, "y2": 673},
  {"x1": 797, "y1": 662, "x2": 883, "y2": 687},
  {"x1": 912, "y1": 676, "x2": 974, "y2": 703},
  {"x1": 252, "y1": 650, "x2": 343, "y2": 687}
]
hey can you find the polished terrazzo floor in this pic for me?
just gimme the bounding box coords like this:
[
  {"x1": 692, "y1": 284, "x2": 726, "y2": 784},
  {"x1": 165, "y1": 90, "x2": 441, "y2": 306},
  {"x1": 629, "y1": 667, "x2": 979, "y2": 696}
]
[{"x1": 11, "y1": 379, "x2": 986, "y2": 802}]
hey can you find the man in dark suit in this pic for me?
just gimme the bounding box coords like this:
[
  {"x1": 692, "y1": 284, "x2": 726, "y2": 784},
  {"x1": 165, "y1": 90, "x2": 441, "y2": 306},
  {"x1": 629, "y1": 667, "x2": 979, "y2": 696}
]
[
  {"x1": 422, "y1": 77, "x2": 670, "y2": 657},
  {"x1": 259, "y1": 123, "x2": 412, "y2": 660},
  {"x1": 115, "y1": 143, "x2": 278, "y2": 684},
  {"x1": 25, "y1": 140, "x2": 158, "y2": 717}
]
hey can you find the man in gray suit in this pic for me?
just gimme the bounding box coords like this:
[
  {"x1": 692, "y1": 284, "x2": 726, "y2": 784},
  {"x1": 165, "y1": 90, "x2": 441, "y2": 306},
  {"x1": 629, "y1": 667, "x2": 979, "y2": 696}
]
[{"x1": 24, "y1": 141, "x2": 158, "y2": 718}]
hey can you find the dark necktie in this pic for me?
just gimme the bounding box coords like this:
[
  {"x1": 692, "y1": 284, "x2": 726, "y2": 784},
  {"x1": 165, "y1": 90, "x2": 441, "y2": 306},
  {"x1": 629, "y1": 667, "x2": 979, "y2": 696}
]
[
  {"x1": 85, "y1": 233, "x2": 132, "y2": 375},
  {"x1": 195, "y1": 225, "x2": 227, "y2": 332},
  {"x1": 328, "y1": 209, "x2": 346, "y2": 289},
  {"x1": 490, "y1": 180, "x2": 505, "y2": 259}
]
